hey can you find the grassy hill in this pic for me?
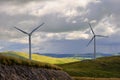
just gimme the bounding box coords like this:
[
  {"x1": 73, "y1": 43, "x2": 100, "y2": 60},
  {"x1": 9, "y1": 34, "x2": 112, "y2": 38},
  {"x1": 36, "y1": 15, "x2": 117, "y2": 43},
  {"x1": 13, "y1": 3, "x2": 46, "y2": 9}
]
[
  {"x1": 0, "y1": 53, "x2": 61, "y2": 70},
  {"x1": 59, "y1": 56, "x2": 120, "y2": 78},
  {"x1": 0, "y1": 53, "x2": 74, "y2": 80},
  {"x1": 0, "y1": 51, "x2": 79, "y2": 64}
]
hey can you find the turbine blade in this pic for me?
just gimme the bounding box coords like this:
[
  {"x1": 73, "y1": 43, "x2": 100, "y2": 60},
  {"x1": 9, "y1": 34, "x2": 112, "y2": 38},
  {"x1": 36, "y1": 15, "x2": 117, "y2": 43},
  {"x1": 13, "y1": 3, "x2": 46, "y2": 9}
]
[
  {"x1": 30, "y1": 23, "x2": 44, "y2": 34},
  {"x1": 96, "y1": 35, "x2": 108, "y2": 38},
  {"x1": 87, "y1": 36, "x2": 95, "y2": 46},
  {"x1": 88, "y1": 23, "x2": 95, "y2": 35},
  {"x1": 14, "y1": 27, "x2": 28, "y2": 35}
]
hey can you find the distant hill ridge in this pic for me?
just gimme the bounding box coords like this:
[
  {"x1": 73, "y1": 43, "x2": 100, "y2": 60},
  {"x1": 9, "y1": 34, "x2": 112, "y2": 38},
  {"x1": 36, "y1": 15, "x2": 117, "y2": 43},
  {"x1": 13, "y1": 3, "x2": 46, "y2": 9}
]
[{"x1": 36, "y1": 52, "x2": 119, "y2": 58}]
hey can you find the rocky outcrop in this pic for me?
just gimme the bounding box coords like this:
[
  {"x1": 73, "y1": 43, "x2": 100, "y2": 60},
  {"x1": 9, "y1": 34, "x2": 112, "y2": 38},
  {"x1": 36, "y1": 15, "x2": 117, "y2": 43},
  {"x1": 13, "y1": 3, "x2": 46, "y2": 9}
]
[{"x1": 0, "y1": 64, "x2": 73, "y2": 80}]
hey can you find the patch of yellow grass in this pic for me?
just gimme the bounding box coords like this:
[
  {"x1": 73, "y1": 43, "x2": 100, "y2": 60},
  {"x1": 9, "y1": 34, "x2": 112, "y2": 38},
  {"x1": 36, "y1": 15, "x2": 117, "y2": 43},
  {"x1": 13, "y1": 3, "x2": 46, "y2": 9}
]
[{"x1": 2, "y1": 51, "x2": 79, "y2": 64}]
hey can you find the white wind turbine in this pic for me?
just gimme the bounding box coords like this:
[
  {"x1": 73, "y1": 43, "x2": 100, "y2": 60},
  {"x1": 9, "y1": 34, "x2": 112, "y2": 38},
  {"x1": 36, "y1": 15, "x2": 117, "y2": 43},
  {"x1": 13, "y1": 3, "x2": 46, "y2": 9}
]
[
  {"x1": 87, "y1": 23, "x2": 108, "y2": 59},
  {"x1": 15, "y1": 23, "x2": 44, "y2": 60}
]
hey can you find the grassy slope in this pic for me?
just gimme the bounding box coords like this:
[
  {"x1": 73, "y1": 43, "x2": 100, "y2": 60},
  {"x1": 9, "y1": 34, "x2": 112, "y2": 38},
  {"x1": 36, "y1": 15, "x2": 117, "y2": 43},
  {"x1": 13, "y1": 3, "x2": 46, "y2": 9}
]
[
  {"x1": 59, "y1": 56, "x2": 120, "y2": 78},
  {"x1": 0, "y1": 53, "x2": 61, "y2": 70},
  {"x1": 1, "y1": 51, "x2": 79, "y2": 64}
]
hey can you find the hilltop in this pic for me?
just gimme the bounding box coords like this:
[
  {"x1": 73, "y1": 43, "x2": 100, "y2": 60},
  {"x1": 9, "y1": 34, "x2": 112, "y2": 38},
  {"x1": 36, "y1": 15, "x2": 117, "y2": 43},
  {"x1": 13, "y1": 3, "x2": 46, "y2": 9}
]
[
  {"x1": 0, "y1": 53, "x2": 73, "y2": 80},
  {"x1": 1, "y1": 51, "x2": 79, "y2": 64},
  {"x1": 59, "y1": 56, "x2": 120, "y2": 78},
  {"x1": 0, "y1": 53, "x2": 61, "y2": 70}
]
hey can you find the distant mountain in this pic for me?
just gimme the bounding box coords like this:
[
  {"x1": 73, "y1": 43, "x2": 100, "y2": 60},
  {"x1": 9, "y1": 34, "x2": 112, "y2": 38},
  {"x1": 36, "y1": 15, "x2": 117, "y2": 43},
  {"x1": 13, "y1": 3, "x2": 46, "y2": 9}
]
[
  {"x1": 35, "y1": 53, "x2": 117, "y2": 59},
  {"x1": 35, "y1": 53, "x2": 76, "y2": 58}
]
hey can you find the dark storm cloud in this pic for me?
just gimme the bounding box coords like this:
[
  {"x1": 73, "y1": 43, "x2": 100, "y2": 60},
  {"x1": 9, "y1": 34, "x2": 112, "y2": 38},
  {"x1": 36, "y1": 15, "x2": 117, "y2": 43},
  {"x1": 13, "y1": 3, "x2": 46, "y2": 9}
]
[
  {"x1": 0, "y1": 0, "x2": 120, "y2": 39},
  {"x1": 1, "y1": 0, "x2": 119, "y2": 33}
]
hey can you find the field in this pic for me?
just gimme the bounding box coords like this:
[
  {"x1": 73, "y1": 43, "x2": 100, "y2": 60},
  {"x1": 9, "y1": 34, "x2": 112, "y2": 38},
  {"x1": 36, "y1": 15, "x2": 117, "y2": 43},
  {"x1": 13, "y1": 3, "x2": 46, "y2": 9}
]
[
  {"x1": 59, "y1": 56, "x2": 120, "y2": 78},
  {"x1": 1, "y1": 51, "x2": 120, "y2": 79},
  {"x1": 0, "y1": 51, "x2": 79, "y2": 64},
  {"x1": 0, "y1": 53, "x2": 61, "y2": 70}
]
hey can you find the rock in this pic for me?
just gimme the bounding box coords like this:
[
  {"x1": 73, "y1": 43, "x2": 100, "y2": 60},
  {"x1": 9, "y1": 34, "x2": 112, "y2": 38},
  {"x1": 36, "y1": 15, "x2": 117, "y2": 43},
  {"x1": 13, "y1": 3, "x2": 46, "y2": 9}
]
[{"x1": 0, "y1": 64, "x2": 73, "y2": 80}]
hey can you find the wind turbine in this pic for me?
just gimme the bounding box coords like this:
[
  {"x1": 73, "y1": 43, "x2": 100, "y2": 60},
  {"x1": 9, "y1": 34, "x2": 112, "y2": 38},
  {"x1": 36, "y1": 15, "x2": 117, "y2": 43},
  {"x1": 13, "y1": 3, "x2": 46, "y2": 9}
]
[
  {"x1": 15, "y1": 23, "x2": 44, "y2": 60},
  {"x1": 87, "y1": 23, "x2": 108, "y2": 59}
]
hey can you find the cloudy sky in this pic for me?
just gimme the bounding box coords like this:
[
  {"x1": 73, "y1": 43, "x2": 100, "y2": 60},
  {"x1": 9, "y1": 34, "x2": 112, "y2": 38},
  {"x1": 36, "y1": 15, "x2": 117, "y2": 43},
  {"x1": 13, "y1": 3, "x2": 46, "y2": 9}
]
[{"x1": 0, "y1": 0, "x2": 120, "y2": 54}]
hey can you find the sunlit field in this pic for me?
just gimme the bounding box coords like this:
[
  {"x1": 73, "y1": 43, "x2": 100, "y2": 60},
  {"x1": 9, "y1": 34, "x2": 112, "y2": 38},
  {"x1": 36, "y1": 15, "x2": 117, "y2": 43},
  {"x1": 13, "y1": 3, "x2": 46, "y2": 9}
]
[{"x1": 1, "y1": 51, "x2": 79, "y2": 64}]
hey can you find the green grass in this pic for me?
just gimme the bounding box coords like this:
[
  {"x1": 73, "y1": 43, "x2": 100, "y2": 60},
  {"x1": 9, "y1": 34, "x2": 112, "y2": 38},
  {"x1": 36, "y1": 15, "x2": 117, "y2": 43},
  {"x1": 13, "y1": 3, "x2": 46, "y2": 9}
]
[
  {"x1": 0, "y1": 51, "x2": 79, "y2": 64},
  {"x1": 0, "y1": 53, "x2": 62, "y2": 70},
  {"x1": 58, "y1": 56, "x2": 120, "y2": 78}
]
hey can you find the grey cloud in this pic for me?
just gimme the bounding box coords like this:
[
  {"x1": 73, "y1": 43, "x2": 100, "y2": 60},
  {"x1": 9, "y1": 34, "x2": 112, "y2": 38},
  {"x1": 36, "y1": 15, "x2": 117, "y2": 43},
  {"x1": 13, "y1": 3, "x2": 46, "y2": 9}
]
[
  {"x1": 0, "y1": 0, "x2": 47, "y2": 4},
  {"x1": 0, "y1": 0, "x2": 120, "y2": 54},
  {"x1": 39, "y1": 14, "x2": 88, "y2": 32},
  {"x1": 0, "y1": 0, "x2": 120, "y2": 35},
  {"x1": 0, "y1": 0, "x2": 120, "y2": 39},
  {"x1": 87, "y1": 0, "x2": 120, "y2": 23}
]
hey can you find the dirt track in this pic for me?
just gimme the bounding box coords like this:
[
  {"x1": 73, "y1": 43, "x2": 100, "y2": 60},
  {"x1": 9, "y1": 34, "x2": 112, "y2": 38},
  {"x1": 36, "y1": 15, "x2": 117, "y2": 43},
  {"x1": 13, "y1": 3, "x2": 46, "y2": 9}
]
[{"x1": 73, "y1": 77, "x2": 120, "y2": 80}]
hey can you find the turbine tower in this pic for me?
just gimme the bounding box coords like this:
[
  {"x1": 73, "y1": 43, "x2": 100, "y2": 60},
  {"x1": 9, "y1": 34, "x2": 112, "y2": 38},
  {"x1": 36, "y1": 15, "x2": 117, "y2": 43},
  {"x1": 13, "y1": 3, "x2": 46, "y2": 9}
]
[
  {"x1": 15, "y1": 23, "x2": 44, "y2": 60},
  {"x1": 87, "y1": 23, "x2": 108, "y2": 59}
]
